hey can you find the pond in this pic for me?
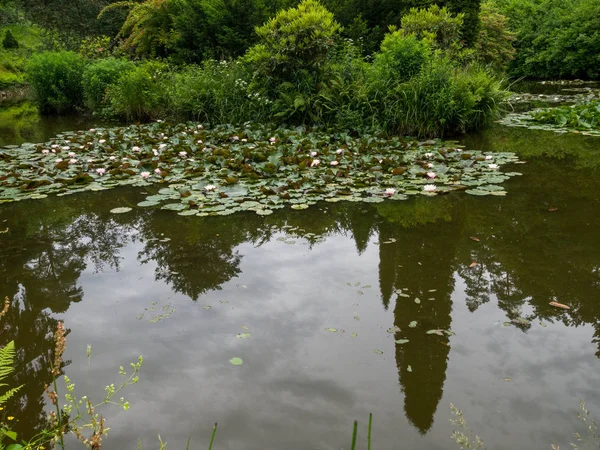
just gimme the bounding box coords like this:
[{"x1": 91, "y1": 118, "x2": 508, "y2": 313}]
[{"x1": 1, "y1": 90, "x2": 600, "y2": 450}]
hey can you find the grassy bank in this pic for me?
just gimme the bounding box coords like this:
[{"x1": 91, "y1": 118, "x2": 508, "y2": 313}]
[{"x1": 0, "y1": 24, "x2": 45, "y2": 93}]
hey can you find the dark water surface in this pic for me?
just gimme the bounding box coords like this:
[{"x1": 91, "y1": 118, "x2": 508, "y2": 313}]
[{"x1": 1, "y1": 98, "x2": 600, "y2": 449}]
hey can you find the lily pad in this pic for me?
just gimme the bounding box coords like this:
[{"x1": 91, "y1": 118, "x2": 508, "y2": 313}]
[
  {"x1": 110, "y1": 207, "x2": 132, "y2": 214},
  {"x1": 229, "y1": 357, "x2": 244, "y2": 366}
]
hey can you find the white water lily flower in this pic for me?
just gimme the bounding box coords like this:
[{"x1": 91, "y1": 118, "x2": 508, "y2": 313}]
[
  {"x1": 68, "y1": 152, "x2": 76, "y2": 157},
  {"x1": 424, "y1": 152, "x2": 434, "y2": 158},
  {"x1": 426, "y1": 172, "x2": 436, "y2": 179},
  {"x1": 485, "y1": 155, "x2": 493, "y2": 160},
  {"x1": 89, "y1": 129, "x2": 96, "y2": 133},
  {"x1": 197, "y1": 140, "x2": 203, "y2": 144},
  {"x1": 488, "y1": 164, "x2": 499, "y2": 169},
  {"x1": 427, "y1": 163, "x2": 434, "y2": 168},
  {"x1": 153, "y1": 149, "x2": 159, "y2": 156},
  {"x1": 330, "y1": 160, "x2": 339, "y2": 166},
  {"x1": 204, "y1": 184, "x2": 216, "y2": 191},
  {"x1": 159, "y1": 143, "x2": 167, "y2": 150},
  {"x1": 140, "y1": 171, "x2": 151, "y2": 179},
  {"x1": 311, "y1": 159, "x2": 320, "y2": 167},
  {"x1": 51, "y1": 144, "x2": 59, "y2": 149},
  {"x1": 55, "y1": 158, "x2": 63, "y2": 163},
  {"x1": 132, "y1": 146, "x2": 141, "y2": 152},
  {"x1": 197, "y1": 124, "x2": 203, "y2": 129},
  {"x1": 232, "y1": 135, "x2": 239, "y2": 141},
  {"x1": 98, "y1": 139, "x2": 106, "y2": 144},
  {"x1": 69, "y1": 159, "x2": 77, "y2": 164},
  {"x1": 336, "y1": 148, "x2": 343, "y2": 155},
  {"x1": 423, "y1": 184, "x2": 437, "y2": 192},
  {"x1": 109, "y1": 156, "x2": 116, "y2": 161},
  {"x1": 310, "y1": 151, "x2": 318, "y2": 157},
  {"x1": 87, "y1": 159, "x2": 94, "y2": 163},
  {"x1": 179, "y1": 151, "x2": 188, "y2": 157},
  {"x1": 385, "y1": 188, "x2": 396, "y2": 196},
  {"x1": 95, "y1": 168, "x2": 106, "y2": 176},
  {"x1": 62, "y1": 146, "x2": 70, "y2": 151},
  {"x1": 42, "y1": 149, "x2": 50, "y2": 154},
  {"x1": 269, "y1": 137, "x2": 277, "y2": 143}
]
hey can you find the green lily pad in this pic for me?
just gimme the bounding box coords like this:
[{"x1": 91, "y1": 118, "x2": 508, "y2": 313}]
[
  {"x1": 110, "y1": 207, "x2": 132, "y2": 214},
  {"x1": 229, "y1": 357, "x2": 243, "y2": 366}
]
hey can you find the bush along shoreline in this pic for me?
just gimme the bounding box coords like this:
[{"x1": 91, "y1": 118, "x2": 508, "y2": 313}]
[{"x1": 23, "y1": 1, "x2": 509, "y2": 139}]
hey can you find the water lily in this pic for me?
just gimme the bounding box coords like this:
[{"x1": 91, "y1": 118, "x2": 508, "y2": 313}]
[
  {"x1": 385, "y1": 188, "x2": 396, "y2": 196},
  {"x1": 69, "y1": 158, "x2": 77, "y2": 164},
  {"x1": 140, "y1": 171, "x2": 150, "y2": 179},
  {"x1": 132, "y1": 146, "x2": 141, "y2": 152},
  {"x1": 87, "y1": 159, "x2": 94, "y2": 163},
  {"x1": 62, "y1": 146, "x2": 70, "y2": 151},
  {"x1": 488, "y1": 164, "x2": 499, "y2": 169},
  {"x1": 159, "y1": 143, "x2": 167, "y2": 150},
  {"x1": 68, "y1": 152, "x2": 76, "y2": 157},
  {"x1": 153, "y1": 149, "x2": 159, "y2": 156},
  {"x1": 204, "y1": 184, "x2": 216, "y2": 191},
  {"x1": 423, "y1": 184, "x2": 437, "y2": 192},
  {"x1": 310, "y1": 151, "x2": 318, "y2": 157},
  {"x1": 42, "y1": 149, "x2": 50, "y2": 154},
  {"x1": 89, "y1": 128, "x2": 96, "y2": 133},
  {"x1": 424, "y1": 152, "x2": 434, "y2": 158},
  {"x1": 154, "y1": 168, "x2": 162, "y2": 174},
  {"x1": 330, "y1": 161, "x2": 339, "y2": 166},
  {"x1": 336, "y1": 148, "x2": 343, "y2": 155},
  {"x1": 197, "y1": 124, "x2": 203, "y2": 129},
  {"x1": 95, "y1": 168, "x2": 106, "y2": 176},
  {"x1": 241, "y1": 138, "x2": 247, "y2": 142},
  {"x1": 269, "y1": 137, "x2": 277, "y2": 143},
  {"x1": 311, "y1": 159, "x2": 320, "y2": 167},
  {"x1": 98, "y1": 139, "x2": 106, "y2": 144},
  {"x1": 179, "y1": 151, "x2": 188, "y2": 157},
  {"x1": 197, "y1": 140, "x2": 203, "y2": 144},
  {"x1": 427, "y1": 163, "x2": 434, "y2": 168},
  {"x1": 51, "y1": 144, "x2": 59, "y2": 149},
  {"x1": 485, "y1": 155, "x2": 493, "y2": 160},
  {"x1": 55, "y1": 158, "x2": 63, "y2": 163},
  {"x1": 426, "y1": 172, "x2": 436, "y2": 179},
  {"x1": 232, "y1": 135, "x2": 239, "y2": 141},
  {"x1": 109, "y1": 156, "x2": 116, "y2": 161}
]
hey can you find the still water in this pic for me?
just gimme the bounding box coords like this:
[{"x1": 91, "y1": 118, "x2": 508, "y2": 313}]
[{"x1": 0, "y1": 96, "x2": 599, "y2": 449}]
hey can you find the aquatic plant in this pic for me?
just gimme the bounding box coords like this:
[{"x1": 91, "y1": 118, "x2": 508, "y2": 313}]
[{"x1": 0, "y1": 122, "x2": 522, "y2": 217}]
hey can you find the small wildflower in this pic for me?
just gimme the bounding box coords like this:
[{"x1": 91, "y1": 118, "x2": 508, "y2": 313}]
[{"x1": 7, "y1": 416, "x2": 14, "y2": 420}]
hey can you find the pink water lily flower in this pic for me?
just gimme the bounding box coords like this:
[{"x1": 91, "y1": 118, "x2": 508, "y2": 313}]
[
  {"x1": 426, "y1": 172, "x2": 436, "y2": 179},
  {"x1": 62, "y1": 146, "x2": 70, "y2": 151},
  {"x1": 385, "y1": 188, "x2": 396, "y2": 196},
  {"x1": 232, "y1": 135, "x2": 239, "y2": 141},
  {"x1": 69, "y1": 159, "x2": 77, "y2": 164},
  {"x1": 68, "y1": 152, "x2": 76, "y2": 157},
  {"x1": 42, "y1": 149, "x2": 50, "y2": 154},
  {"x1": 132, "y1": 146, "x2": 141, "y2": 152},
  {"x1": 154, "y1": 168, "x2": 162, "y2": 174},
  {"x1": 269, "y1": 137, "x2": 277, "y2": 143},
  {"x1": 204, "y1": 184, "x2": 216, "y2": 191},
  {"x1": 55, "y1": 158, "x2": 63, "y2": 163},
  {"x1": 140, "y1": 171, "x2": 151, "y2": 179},
  {"x1": 95, "y1": 168, "x2": 106, "y2": 176},
  {"x1": 310, "y1": 151, "x2": 318, "y2": 157}
]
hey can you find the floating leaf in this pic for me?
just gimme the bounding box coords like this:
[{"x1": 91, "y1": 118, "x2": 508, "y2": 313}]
[
  {"x1": 229, "y1": 357, "x2": 243, "y2": 366},
  {"x1": 387, "y1": 326, "x2": 401, "y2": 334},
  {"x1": 236, "y1": 333, "x2": 251, "y2": 339},
  {"x1": 414, "y1": 298, "x2": 421, "y2": 304},
  {"x1": 469, "y1": 236, "x2": 480, "y2": 242},
  {"x1": 351, "y1": 332, "x2": 358, "y2": 338},
  {"x1": 407, "y1": 365, "x2": 412, "y2": 373},
  {"x1": 325, "y1": 327, "x2": 337, "y2": 332},
  {"x1": 427, "y1": 329, "x2": 445, "y2": 336},
  {"x1": 408, "y1": 321, "x2": 417, "y2": 328},
  {"x1": 395, "y1": 339, "x2": 410, "y2": 344},
  {"x1": 469, "y1": 262, "x2": 478, "y2": 268},
  {"x1": 110, "y1": 207, "x2": 132, "y2": 214},
  {"x1": 373, "y1": 349, "x2": 383, "y2": 355},
  {"x1": 203, "y1": 305, "x2": 212, "y2": 310}
]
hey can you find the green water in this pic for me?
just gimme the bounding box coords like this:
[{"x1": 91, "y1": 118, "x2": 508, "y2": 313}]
[{"x1": 0, "y1": 94, "x2": 599, "y2": 449}]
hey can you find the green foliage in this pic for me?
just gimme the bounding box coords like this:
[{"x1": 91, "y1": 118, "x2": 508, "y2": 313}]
[
  {"x1": 0, "y1": 24, "x2": 45, "y2": 90},
  {"x1": 100, "y1": 0, "x2": 177, "y2": 58},
  {"x1": 78, "y1": 35, "x2": 112, "y2": 60},
  {"x1": 25, "y1": 51, "x2": 86, "y2": 113},
  {"x1": 443, "y1": 0, "x2": 481, "y2": 47},
  {"x1": 371, "y1": 32, "x2": 431, "y2": 84},
  {"x1": 400, "y1": 5, "x2": 464, "y2": 52},
  {"x1": 492, "y1": 0, "x2": 600, "y2": 79},
  {"x1": 106, "y1": 60, "x2": 169, "y2": 121},
  {"x1": 473, "y1": 2, "x2": 515, "y2": 71},
  {"x1": 82, "y1": 57, "x2": 135, "y2": 110},
  {"x1": 0, "y1": 342, "x2": 22, "y2": 406},
  {"x1": 528, "y1": 100, "x2": 600, "y2": 131},
  {"x1": 2, "y1": 30, "x2": 18, "y2": 49},
  {"x1": 166, "y1": 60, "x2": 270, "y2": 124}
]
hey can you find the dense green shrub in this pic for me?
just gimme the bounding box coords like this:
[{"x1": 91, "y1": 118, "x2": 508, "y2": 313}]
[
  {"x1": 2, "y1": 30, "x2": 19, "y2": 49},
  {"x1": 106, "y1": 60, "x2": 170, "y2": 121},
  {"x1": 82, "y1": 57, "x2": 135, "y2": 110},
  {"x1": 400, "y1": 5, "x2": 463, "y2": 53},
  {"x1": 473, "y1": 2, "x2": 515, "y2": 71},
  {"x1": 25, "y1": 51, "x2": 86, "y2": 113},
  {"x1": 492, "y1": 0, "x2": 600, "y2": 79},
  {"x1": 370, "y1": 32, "x2": 431, "y2": 85}
]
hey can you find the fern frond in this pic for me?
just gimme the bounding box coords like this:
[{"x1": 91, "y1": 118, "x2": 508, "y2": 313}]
[
  {"x1": 0, "y1": 341, "x2": 16, "y2": 383},
  {"x1": 0, "y1": 385, "x2": 22, "y2": 404}
]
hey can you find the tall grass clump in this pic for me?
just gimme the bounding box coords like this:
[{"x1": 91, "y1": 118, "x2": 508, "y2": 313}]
[
  {"x1": 82, "y1": 57, "x2": 135, "y2": 111},
  {"x1": 25, "y1": 51, "x2": 86, "y2": 113},
  {"x1": 166, "y1": 60, "x2": 271, "y2": 124},
  {"x1": 106, "y1": 60, "x2": 170, "y2": 121}
]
